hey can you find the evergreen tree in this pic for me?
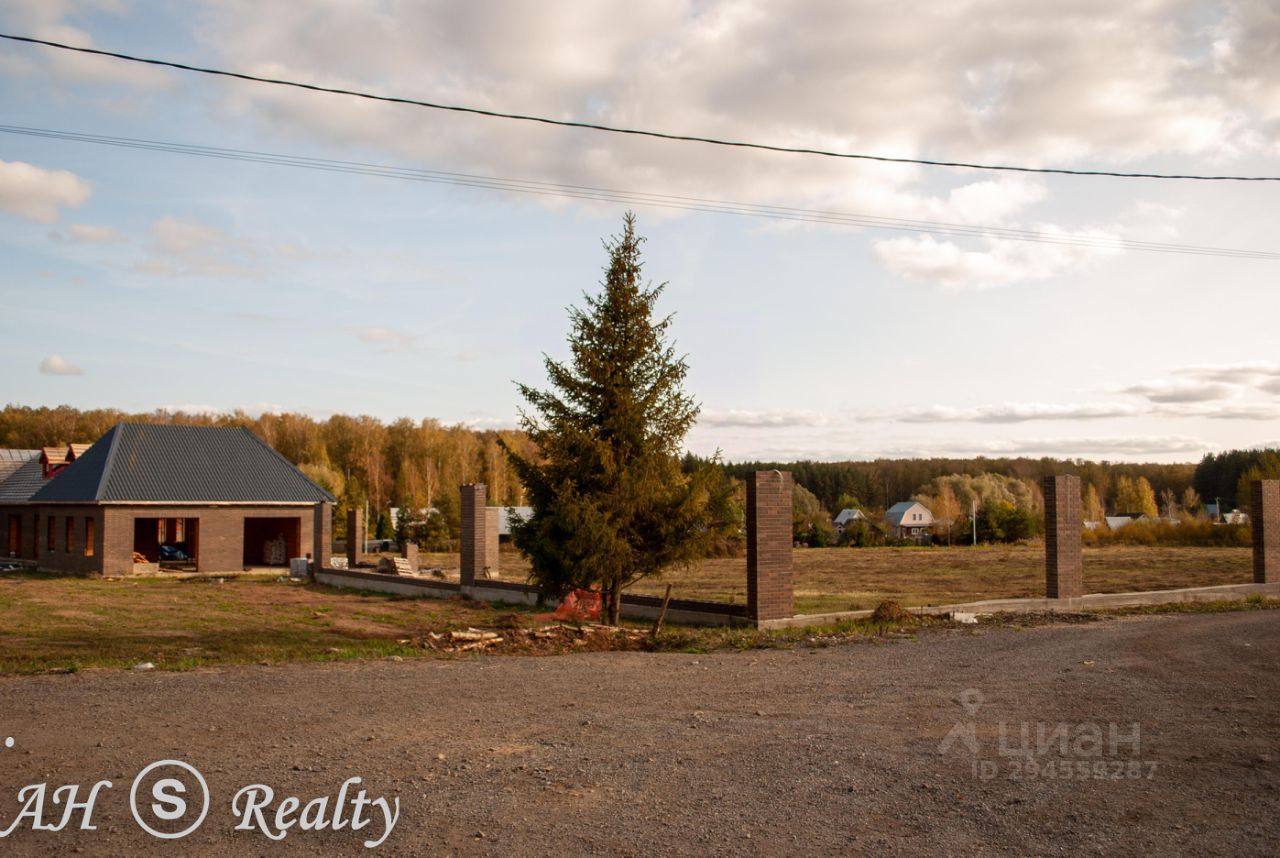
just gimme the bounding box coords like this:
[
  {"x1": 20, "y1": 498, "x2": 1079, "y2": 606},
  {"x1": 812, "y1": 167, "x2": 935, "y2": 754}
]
[{"x1": 502, "y1": 214, "x2": 730, "y2": 624}]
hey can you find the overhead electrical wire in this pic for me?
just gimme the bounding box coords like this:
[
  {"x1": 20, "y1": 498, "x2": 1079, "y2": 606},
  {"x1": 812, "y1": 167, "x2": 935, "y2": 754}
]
[
  {"x1": 2, "y1": 31, "x2": 1279, "y2": 183},
  {"x1": 4, "y1": 124, "x2": 1276, "y2": 261}
]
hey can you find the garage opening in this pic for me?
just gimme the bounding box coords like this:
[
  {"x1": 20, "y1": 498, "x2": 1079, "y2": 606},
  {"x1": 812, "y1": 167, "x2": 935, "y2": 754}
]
[
  {"x1": 243, "y1": 517, "x2": 301, "y2": 567},
  {"x1": 133, "y1": 517, "x2": 200, "y2": 571}
]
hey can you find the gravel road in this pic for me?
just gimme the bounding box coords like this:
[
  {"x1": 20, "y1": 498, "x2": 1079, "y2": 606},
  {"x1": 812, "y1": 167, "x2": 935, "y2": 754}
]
[{"x1": 1, "y1": 611, "x2": 1277, "y2": 856}]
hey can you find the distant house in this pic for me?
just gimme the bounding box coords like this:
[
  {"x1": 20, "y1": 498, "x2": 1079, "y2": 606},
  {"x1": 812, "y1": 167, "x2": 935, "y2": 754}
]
[
  {"x1": 1223, "y1": 509, "x2": 1250, "y2": 525},
  {"x1": 1203, "y1": 502, "x2": 1220, "y2": 520},
  {"x1": 833, "y1": 508, "x2": 866, "y2": 534},
  {"x1": 497, "y1": 506, "x2": 534, "y2": 540},
  {"x1": 885, "y1": 501, "x2": 933, "y2": 540},
  {"x1": 1104, "y1": 513, "x2": 1154, "y2": 531},
  {"x1": 1, "y1": 423, "x2": 333, "y2": 575}
]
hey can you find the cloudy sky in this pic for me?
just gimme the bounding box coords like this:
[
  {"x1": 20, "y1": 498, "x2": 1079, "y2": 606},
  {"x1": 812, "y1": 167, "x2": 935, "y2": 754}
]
[{"x1": 2, "y1": 0, "x2": 1278, "y2": 462}]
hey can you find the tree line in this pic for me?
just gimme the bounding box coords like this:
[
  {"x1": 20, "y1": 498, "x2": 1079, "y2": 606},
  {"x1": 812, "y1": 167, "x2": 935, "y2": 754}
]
[
  {"x1": 0, "y1": 404, "x2": 538, "y2": 544},
  {"x1": 716, "y1": 456, "x2": 1200, "y2": 519},
  {"x1": 5, "y1": 404, "x2": 1275, "y2": 548}
]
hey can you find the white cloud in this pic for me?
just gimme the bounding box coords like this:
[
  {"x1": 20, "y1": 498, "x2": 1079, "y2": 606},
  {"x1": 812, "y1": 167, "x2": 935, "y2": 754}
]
[
  {"x1": 0, "y1": 160, "x2": 91, "y2": 223},
  {"x1": 919, "y1": 435, "x2": 1216, "y2": 458},
  {"x1": 698, "y1": 408, "x2": 830, "y2": 428},
  {"x1": 1174, "y1": 361, "x2": 1278, "y2": 383},
  {"x1": 39, "y1": 354, "x2": 83, "y2": 375},
  {"x1": 1156, "y1": 402, "x2": 1280, "y2": 420},
  {"x1": 352, "y1": 326, "x2": 417, "y2": 352},
  {"x1": 151, "y1": 216, "x2": 226, "y2": 255},
  {"x1": 1122, "y1": 379, "x2": 1236, "y2": 404},
  {"x1": 0, "y1": 3, "x2": 173, "y2": 90},
  {"x1": 872, "y1": 227, "x2": 1121, "y2": 290},
  {"x1": 886, "y1": 402, "x2": 1145, "y2": 424},
  {"x1": 133, "y1": 215, "x2": 262, "y2": 278},
  {"x1": 66, "y1": 223, "x2": 124, "y2": 243},
  {"x1": 176, "y1": 1, "x2": 1274, "y2": 268}
]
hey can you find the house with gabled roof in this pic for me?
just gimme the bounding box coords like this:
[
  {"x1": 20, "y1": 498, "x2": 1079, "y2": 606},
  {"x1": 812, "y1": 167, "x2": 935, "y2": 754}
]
[
  {"x1": 885, "y1": 500, "x2": 933, "y2": 540},
  {"x1": 1, "y1": 423, "x2": 333, "y2": 576}
]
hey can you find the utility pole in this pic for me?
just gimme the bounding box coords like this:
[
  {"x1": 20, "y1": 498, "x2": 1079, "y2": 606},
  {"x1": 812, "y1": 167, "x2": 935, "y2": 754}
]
[{"x1": 972, "y1": 497, "x2": 977, "y2": 545}]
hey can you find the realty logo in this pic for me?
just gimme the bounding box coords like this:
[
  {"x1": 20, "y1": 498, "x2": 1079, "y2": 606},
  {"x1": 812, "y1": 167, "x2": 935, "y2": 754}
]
[{"x1": 128, "y1": 759, "x2": 210, "y2": 840}]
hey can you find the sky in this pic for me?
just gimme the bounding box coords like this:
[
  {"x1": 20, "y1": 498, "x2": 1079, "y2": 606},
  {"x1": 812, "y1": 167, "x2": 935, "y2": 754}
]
[{"x1": 1, "y1": 0, "x2": 1278, "y2": 463}]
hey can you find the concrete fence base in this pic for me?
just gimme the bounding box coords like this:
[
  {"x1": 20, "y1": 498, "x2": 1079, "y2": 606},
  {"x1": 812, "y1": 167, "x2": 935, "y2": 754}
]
[
  {"x1": 315, "y1": 568, "x2": 749, "y2": 626},
  {"x1": 315, "y1": 569, "x2": 1276, "y2": 631},
  {"x1": 755, "y1": 581, "x2": 1280, "y2": 630}
]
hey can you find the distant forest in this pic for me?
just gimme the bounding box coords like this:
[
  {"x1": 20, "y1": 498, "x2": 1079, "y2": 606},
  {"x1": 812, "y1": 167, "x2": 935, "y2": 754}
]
[{"x1": 3, "y1": 405, "x2": 1277, "y2": 531}]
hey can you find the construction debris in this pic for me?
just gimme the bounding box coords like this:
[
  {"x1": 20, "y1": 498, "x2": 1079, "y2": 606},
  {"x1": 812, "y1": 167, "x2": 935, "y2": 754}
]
[{"x1": 404, "y1": 624, "x2": 649, "y2": 655}]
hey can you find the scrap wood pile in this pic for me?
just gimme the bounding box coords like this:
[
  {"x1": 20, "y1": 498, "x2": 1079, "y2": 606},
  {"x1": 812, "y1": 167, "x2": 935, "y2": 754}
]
[
  {"x1": 132, "y1": 551, "x2": 148, "y2": 563},
  {"x1": 400, "y1": 623, "x2": 651, "y2": 655}
]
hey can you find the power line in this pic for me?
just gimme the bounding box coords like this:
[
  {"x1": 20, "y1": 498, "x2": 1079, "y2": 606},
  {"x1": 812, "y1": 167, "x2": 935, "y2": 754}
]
[
  {"x1": 5, "y1": 123, "x2": 1276, "y2": 260},
  {"x1": 3, "y1": 31, "x2": 1279, "y2": 184}
]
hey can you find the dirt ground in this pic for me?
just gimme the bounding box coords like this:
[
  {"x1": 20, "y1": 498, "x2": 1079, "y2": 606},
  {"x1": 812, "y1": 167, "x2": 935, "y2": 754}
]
[{"x1": 1, "y1": 611, "x2": 1276, "y2": 855}]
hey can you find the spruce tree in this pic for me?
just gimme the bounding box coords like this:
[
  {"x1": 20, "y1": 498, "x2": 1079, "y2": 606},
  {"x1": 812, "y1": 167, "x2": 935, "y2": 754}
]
[{"x1": 502, "y1": 213, "x2": 729, "y2": 624}]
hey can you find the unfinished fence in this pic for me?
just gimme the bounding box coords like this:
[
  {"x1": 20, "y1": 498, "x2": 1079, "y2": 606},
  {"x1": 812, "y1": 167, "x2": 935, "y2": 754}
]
[{"x1": 316, "y1": 475, "x2": 1280, "y2": 628}]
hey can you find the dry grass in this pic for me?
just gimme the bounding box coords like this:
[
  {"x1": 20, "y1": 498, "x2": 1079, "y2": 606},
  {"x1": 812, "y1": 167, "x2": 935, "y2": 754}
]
[
  {"x1": 625, "y1": 544, "x2": 1255, "y2": 614},
  {"x1": 0, "y1": 544, "x2": 1256, "y2": 673},
  {"x1": 428, "y1": 542, "x2": 1253, "y2": 615},
  {"x1": 0, "y1": 572, "x2": 530, "y2": 674}
]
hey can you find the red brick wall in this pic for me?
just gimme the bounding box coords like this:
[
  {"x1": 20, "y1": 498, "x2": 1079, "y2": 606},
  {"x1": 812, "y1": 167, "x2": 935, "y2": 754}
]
[
  {"x1": 313, "y1": 502, "x2": 332, "y2": 571},
  {"x1": 459, "y1": 484, "x2": 487, "y2": 586},
  {"x1": 1, "y1": 504, "x2": 105, "y2": 574},
  {"x1": 747, "y1": 470, "x2": 794, "y2": 623},
  {"x1": 1044, "y1": 474, "x2": 1084, "y2": 599},
  {"x1": 99, "y1": 505, "x2": 315, "y2": 576},
  {"x1": 346, "y1": 508, "x2": 364, "y2": 567},
  {"x1": 484, "y1": 506, "x2": 500, "y2": 574},
  {"x1": 1252, "y1": 480, "x2": 1279, "y2": 584},
  {"x1": 3, "y1": 503, "x2": 321, "y2": 576}
]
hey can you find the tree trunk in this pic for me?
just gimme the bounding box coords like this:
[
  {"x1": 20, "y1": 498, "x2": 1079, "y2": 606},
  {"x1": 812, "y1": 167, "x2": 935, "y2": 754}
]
[{"x1": 606, "y1": 585, "x2": 622, "y2": 626}]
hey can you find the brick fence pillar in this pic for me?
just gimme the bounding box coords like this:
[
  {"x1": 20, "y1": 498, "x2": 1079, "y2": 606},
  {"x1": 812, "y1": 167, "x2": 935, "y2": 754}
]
[
  {"x1": 460, "y1": 483, "x2": 488, "y2": 587},
  {"x1": 346, "y1": 508, "x2": 363, "y2": 568},
  {"x1": 1044, "y1": 474, "x2": 1084, "y2": 599},
  {"x1": 747, "y1": 470, "x2": 794, "y2": 625},
  {"x1": 485, "y1": 506, "x2": 501, "y2": 576},
  {"x1": 312, "y1": 501, "x2": 331, "y2": 573},
  {"x1": 1252, "y1": 480, "x2": 1280, "y2": 584}
]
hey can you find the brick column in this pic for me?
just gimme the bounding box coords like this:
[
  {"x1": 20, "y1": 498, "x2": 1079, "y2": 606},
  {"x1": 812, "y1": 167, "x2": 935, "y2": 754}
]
[
  {"x1": 484, "y1": 506, "x2": 501, "y2": 576},
  {"x1": 312, "y1": 502, "x2": 331, "y2": 573},
  {"x1": 460, "y1": 483, "x2": 487, "y2": 587},
  {"x1": 747, "y1": 470, "x2": 794, "y2": 624},
  {"x1": 346, "y1": 508, "x2": 364, "y2": 567},
  {"x1": 1044, "y1": 474, "x2": 1084, "y2": 599},
  {"x1": 1252, "y1": 480, "x2": 1279, "y2": 584}
]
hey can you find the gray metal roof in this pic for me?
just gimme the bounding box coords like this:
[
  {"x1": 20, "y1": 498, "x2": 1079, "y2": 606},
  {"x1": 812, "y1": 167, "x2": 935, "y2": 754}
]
[
  {"x1": 30, "y1": 423, "x2": 335, "y2": 504},
  {"x1": 0, "y1": 449, "x2": 39, "y2": 486},
  {"x1": 0, "y1": 460, "x2": 46, "y2": 502},
  {"x1": 885, "y1": 501, "x2": 931, "y2": 526}
]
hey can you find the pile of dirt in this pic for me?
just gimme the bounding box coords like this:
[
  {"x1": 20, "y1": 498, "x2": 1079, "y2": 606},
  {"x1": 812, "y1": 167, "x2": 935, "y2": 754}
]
[
  {"x1": 870, "y1": 600, "x2": 919, "y2": 625},
  {"x1": 402, "y1": 624, "x2": 651, "y2": 655}
]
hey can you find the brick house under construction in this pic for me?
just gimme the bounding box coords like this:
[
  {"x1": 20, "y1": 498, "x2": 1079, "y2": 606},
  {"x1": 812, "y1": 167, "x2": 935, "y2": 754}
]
[{"x1": 1, "y1": 423, "x2": 333, "y2": 576}]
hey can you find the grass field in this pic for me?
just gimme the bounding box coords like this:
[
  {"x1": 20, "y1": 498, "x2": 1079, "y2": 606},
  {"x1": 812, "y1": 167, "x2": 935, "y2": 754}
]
[
  {"x1": 431, "y1": 543, "x2": 1254, "y2": 615},
  {"x1": 632, "y1": 545, "x2": 1255, "y2": 613},
  {"x1": 0, "y1": 573, "x2": 522, "y2": 674},
  {"x1": 0, "y1": 544, "x2": 1257, "y2": 673}
]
